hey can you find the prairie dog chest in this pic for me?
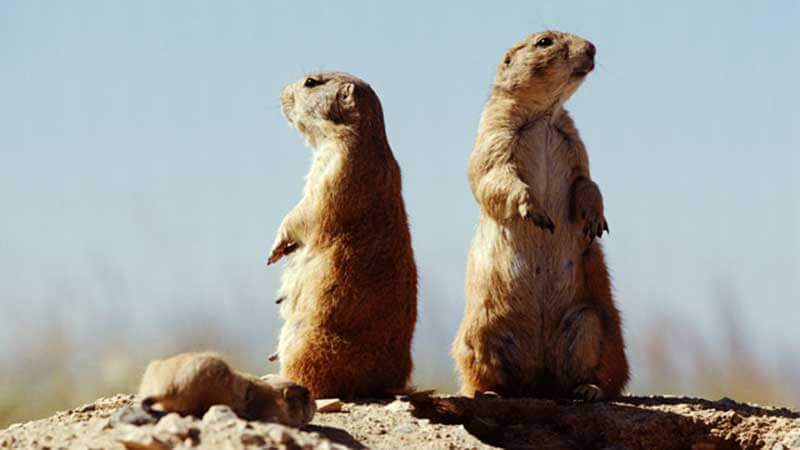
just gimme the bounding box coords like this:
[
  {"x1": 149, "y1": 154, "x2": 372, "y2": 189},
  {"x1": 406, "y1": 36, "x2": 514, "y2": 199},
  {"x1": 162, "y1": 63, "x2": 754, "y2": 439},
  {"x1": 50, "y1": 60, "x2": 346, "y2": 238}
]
[
  {"x1": 515, "y1": 121, "x2": 573, "y2": 210},
  {"x1": 303, "y1": 144, "x2": 343, "y2": 203}
]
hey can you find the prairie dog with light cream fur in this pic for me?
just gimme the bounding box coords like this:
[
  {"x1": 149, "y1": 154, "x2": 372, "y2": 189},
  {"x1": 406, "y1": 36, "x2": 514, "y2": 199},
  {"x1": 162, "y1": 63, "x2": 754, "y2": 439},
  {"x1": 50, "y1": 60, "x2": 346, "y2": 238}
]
[
  {"x1": 138, "y1": 352, "x2": 315, "y2": 427},
  {"x1": 452, "y1": 31, "x2": 629, "y2": 400},
  {"x1": 268, "y1": 71, "x2": 417, "y2": 399}
]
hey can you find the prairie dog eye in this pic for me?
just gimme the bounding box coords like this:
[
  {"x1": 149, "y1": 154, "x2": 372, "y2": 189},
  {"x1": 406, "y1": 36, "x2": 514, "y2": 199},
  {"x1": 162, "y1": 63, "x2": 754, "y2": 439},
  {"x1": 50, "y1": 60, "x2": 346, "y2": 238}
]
[
  {"x1": 304, "y1": 78, "x2": 323, "y2": 88},
  {"x1": 535, "y1": 37, "x2": 554, "y2": 48},
  {"x1": 504, "y1": 56, "x2": 512, "y2": 65}
]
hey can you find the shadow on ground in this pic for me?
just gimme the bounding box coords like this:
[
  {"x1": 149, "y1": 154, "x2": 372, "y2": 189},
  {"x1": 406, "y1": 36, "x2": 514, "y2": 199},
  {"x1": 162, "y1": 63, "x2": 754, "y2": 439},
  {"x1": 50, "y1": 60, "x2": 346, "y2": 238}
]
[
  {"x1": 306, "y1": 424, "x2": 367, "y2": 449},
  {"x1": 407, "y1": 393, "x2": 794, "y2": 450}
]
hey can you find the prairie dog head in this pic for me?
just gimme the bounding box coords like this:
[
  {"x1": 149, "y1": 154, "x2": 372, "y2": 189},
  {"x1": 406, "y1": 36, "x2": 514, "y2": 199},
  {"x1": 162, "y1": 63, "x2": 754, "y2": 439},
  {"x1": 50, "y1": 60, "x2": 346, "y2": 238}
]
[
  {"x1": 493, "y1": 31, "x2": 596, "y2": 110},
  {"x1": 257, "y1": 374, "x2": 316, "y2": 428},
  {"x1": 280, "y1": 71, "x2": 388, "y2": 148}
]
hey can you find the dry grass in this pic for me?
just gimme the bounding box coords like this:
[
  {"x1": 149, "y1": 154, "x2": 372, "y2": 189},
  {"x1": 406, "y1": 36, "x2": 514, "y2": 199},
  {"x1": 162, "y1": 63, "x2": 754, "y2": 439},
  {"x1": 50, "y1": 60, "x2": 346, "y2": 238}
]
[
  {"x1": 1, "y1": 288, "x2": 797, "y2": 428},
  {"x1": 634, "y1": 299, "x2": 799, "y2": 408}
]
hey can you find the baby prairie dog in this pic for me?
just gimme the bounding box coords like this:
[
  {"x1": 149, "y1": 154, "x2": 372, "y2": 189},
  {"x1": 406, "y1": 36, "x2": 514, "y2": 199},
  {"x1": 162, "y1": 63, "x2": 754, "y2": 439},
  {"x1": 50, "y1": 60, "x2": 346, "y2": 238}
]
[
  {"x1": 268, "y1": 72, "x2": 417, "y2": 398},
  {"x1": 452, "y1": 31, "x2": 629, "y2": 400},
  {"x1": 138, "y1": 352, "x2": 315, "y2": 428}
]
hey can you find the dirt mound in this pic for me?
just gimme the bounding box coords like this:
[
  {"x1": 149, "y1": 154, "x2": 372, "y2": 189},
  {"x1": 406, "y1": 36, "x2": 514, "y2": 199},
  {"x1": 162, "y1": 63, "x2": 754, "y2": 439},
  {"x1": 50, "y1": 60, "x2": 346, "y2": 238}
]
[{"x1": 1, "y1": 394, "x2": 798, "y2": 449}]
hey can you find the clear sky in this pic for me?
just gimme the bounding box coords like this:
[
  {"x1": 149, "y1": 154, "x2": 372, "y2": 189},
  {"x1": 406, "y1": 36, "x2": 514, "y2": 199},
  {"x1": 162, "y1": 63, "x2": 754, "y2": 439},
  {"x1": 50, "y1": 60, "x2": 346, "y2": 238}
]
[{"x1": 1, "y1": 1, "x2": 798, "y2": 388}]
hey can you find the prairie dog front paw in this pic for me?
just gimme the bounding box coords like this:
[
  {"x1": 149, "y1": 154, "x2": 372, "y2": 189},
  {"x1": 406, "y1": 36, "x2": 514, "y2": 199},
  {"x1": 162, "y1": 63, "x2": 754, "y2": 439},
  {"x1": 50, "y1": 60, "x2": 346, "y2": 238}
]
[
  {"x1": 516, "y1": 190, "x2": 555, "y2": 232},
  {"x1": 571, "y1": 178, "x2": 608, "y2": 239},
  {"x1": 267, "y1": 228, "x2": 298, "y2": 265}
]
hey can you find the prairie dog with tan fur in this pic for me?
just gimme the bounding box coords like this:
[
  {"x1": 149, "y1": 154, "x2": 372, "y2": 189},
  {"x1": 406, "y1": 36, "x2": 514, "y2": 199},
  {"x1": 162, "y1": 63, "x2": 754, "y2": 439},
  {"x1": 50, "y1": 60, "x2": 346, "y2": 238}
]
[
  {"x1": 452, "y1": 31, "x2": 629, "y2": 400},
  {"x1": 138, "y1": 352, "x2": 315, "y2": 427},
  {"x1": 268, "y1": 71, "x2": 417, "y2": 399}
]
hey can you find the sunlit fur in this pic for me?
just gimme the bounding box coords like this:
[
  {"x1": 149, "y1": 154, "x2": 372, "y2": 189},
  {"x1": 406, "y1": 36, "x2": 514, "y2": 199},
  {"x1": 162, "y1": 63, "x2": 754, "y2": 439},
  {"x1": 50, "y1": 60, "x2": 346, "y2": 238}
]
[
  {"x1": 138, "y1": 352, "x2": 315, "y2": 427},
  {"x1": 271, "y1": 72, "x2": 417, "y2": 399},
  {"x1": 452, "y1": 31, "x2": 629, "y2": 400}
]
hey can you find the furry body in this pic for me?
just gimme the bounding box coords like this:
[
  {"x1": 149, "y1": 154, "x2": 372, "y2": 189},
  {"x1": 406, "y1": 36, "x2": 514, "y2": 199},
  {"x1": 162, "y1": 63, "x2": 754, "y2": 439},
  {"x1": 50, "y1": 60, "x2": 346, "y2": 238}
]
[
  {"x1": 138, "y1": 352, "x2": 315, "y2": 427},
  {"x1": 453, "y1": 31, "x2": 629, "y2": 400},
  {"x1": 269, "y1": 72, "x2": 417, "y2": 398}
]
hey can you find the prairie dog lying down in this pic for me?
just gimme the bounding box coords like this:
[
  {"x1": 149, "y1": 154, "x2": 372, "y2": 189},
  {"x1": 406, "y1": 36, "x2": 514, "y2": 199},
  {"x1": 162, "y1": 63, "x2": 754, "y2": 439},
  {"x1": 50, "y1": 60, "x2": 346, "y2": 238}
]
[{"x1": 138, "y1": 352, "x2": 315, "y2": 428}]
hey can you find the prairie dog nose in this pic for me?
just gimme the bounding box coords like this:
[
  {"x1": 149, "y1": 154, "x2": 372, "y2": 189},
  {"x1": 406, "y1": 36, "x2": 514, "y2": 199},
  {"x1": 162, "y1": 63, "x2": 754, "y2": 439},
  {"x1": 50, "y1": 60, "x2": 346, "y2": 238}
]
[{"x1": 585, "y1": 42, "x2": 596, "y2": 58}]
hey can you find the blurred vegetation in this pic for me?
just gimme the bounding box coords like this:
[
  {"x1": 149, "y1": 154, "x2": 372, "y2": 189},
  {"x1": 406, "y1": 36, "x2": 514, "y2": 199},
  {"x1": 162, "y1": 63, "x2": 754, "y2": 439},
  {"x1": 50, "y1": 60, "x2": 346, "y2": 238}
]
[
  {"x1": 1, "y1": 285, "x2": 798, "y2": 429},
  {"x1": 635, "y1": 291, "x2": 799, "y2": 408}
]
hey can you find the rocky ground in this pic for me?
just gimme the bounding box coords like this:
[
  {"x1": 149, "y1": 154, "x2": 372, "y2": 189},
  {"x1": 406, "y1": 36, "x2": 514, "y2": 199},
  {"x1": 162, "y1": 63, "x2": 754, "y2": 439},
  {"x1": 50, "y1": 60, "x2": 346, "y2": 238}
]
[{"x1": 1, "y1": 393, "x2": 798, "y2": 450}]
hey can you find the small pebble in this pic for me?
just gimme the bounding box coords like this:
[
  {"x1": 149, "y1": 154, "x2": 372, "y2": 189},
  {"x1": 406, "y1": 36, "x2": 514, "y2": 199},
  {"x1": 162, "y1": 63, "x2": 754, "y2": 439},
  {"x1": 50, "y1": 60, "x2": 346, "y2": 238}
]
[
  {"x1": 240, "y1": 432, "x2": 266, "y2": 446},
  {"x1": 265, "y1": 424, "x2": 293, "y2": 445},
  {"x1": 116, "y1": 427, "x2": 169, "y2": 450},
  {"x1": 77, "y1": 404, "x2": 97, "y2": 413},
  {"x1": 316, "y1": 398, "x2": 343, "y2": 413},
  {"x1": 110, "y1": 404, "x2": 159, "y2": 426},
  {"x1": 153, "y1": 413, "x2": 194, "y2": 438},
  {"x1": 202, "y1": 405, "x2": 238, "y2": 427},
  {"x1": 394, "y1": 423, "x2": 416, "y2": 434},
  {"x1": 384, "y1": 400, "x2": 411, "y2": 412},
  {"x1": 784, "y1": 430, "x2": 800, "y2": 448}
]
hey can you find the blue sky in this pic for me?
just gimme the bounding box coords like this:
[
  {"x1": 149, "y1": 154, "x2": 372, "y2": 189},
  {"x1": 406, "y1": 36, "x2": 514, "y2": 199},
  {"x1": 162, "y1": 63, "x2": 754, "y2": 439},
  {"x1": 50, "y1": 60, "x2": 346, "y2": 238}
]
[{"x1": 1, "y1": 1, "x2": 798, "y2": 388}]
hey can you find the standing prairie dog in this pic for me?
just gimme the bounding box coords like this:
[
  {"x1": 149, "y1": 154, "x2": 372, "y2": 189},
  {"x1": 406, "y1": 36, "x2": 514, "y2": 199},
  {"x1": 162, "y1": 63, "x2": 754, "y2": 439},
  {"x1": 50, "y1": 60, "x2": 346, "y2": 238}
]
[
  {"x1": 268, "y1": 71, "x2": 417, "y2": 399},
  {"x1": 138, "y1": 352, "x2": 315, "y2": 427},
  {"x1": 452, "y1": 31, "x2": 629, "y2": 400}
]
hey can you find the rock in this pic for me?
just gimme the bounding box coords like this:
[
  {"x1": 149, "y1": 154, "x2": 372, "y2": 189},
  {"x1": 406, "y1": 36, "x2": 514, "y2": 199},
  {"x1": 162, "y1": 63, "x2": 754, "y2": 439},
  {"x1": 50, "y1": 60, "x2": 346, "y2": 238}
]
[
  {"x1": 153, "y1": 412, "x2": 195, "y2": 439},
  {"x1": 384, "y1": 400, "x2": 411, "y2": 412},
  {"x1": 784, "y1": 429, "x2": 800, "y2": 448},
  {"x1": 110, "y1": 404, "x2": 159, "y2": 426},
  {"x1": 91, "y1": 417, "x2": 112, "y2": 433},
  {"x1": 77, "y1": 403, "x2": 98, "y2": 413},
  {"x1": 393, "y1": 422, "x2": 416, "y2": 434},
  {"x1": 116, "y1": 427, "x2": 170, "y2": 450},
  {"x1": 240, "y1": 431, "x2": 266, "y2": 446},
  {"x1": 264, "y1": 423, "x2": 293, "y2": 444},
  {"x1": 314, "y1": 441, "x2": 337, "y2": 450},
  {"x1": 315, "y1": 398, "x2": 343, "y2": 413},
  {"x1": 202, "y1": 405, "x2": 238, "y2": 427}
]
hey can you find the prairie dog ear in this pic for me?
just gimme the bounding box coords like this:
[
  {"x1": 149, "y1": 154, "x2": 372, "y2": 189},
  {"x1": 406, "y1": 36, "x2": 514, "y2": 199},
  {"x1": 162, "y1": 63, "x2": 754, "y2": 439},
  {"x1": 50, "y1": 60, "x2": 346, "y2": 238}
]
[{"x1": 338, "y1": 82, "x2": 356, "y2": 109}]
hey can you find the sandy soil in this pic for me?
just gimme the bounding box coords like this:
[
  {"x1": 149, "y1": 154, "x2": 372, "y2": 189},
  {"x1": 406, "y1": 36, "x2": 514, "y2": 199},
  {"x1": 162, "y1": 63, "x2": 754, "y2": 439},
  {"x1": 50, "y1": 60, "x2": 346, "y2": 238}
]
[{"x1": 1, "y1": 393, "x2": 798, "y2": 449}]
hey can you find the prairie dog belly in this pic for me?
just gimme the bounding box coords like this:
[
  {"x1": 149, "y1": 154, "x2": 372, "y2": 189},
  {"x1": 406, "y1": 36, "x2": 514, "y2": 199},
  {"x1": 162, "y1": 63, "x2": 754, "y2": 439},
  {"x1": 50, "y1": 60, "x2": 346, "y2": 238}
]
[
  {"x1": 469, "y1": 215, "x2": 583, "y2": 309},
  {"x1": 277, "y1": 246, "x2": 316, "y2": 319},
  {"x1": 276, "y1": 246, "x2": 324, "y2": 361}
]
